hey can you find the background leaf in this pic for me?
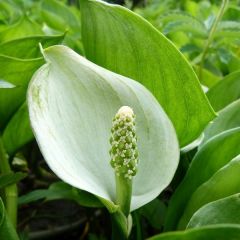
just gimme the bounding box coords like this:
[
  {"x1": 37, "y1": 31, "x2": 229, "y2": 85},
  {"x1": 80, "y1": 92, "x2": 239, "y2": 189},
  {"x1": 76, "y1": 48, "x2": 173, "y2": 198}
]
[
  {"x1": 0, "y1": 34, "x2": 65, "y2": 59},
  {"x1": 3, "y1": 102, "x2": 33, "y2": 155},
  {"x1": 0, "y1": 198, "x2": 19, "y2": 240},
  {"x1": 207, "y1": 71, "x2": 240, "y2": 111},
  {"x1": 165, "y1": 128, "x2": 240, "y2": 230},
  {"x1": 18, "y1": 181, "x2": 103, "y2": 208},
  {"x1": 160, "y1": 11, "x2": 207, "y2": 38},
  {"x1": 187, "y1": 193, "x2": 240, "y2": 228},
  {"x1": 0, "y1": 16, "x2": 43, "y2": 43},
  {"x1": 81, "y1": 0, "x2": 215, "y2": 147},
  {"x1": 178, "y1": 155, "x2": 240, "y2": 228},
  {"x1": 148, "y1": 224, "x2": 240, "y2": 240},
  {"x1": 0, "y1": 55, "x2": 43, "y2": 130},
  {"x1": 202, "y1": 99, "x2": 240, "y2": 145},
  {"x1": 0, "y1": 172, "x2": 26, "y2": 189}
]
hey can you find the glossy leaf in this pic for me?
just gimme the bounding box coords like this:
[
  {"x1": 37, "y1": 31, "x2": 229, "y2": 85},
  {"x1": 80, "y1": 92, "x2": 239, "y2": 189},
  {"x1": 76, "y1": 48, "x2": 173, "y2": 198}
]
[
  {"x1": 148, "y1": 224, "x2": 240, "y2": 240},
  {"x1": 207, "y1": 71, "x2": 240, "y2": 111},
  {"x1": 27, "y1": 45, "x2": 179, "y2": 211},
  {"x1": 81, "y1": 0, "x2": 215, "y2": 147},
  {"x1": 188, "y1": 193, "x2": 240, "y2": 228},
  {"x1": 178, "y1": 155, "x2": 240, "y2": 228},
  {"x1": 0, "y1": 198, "x2": 19, "y2": 240},
  {"x1": 202, "y1": 99, "x2": 240, "y2": 145},
  {"x1": 165, "y1": 128, "x2": 240, "y2": 230}
]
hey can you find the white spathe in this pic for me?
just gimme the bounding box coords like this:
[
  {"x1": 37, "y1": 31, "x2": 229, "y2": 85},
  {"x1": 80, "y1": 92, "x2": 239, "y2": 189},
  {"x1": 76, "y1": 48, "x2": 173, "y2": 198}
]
[{"x1": 28, "y1": 45, "x2": 179, "y2": 211}]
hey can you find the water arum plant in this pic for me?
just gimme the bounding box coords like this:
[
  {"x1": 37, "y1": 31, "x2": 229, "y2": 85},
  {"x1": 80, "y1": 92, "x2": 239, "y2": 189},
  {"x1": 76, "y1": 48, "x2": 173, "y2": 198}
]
[{"x1": 110, "y1": 106, "x2": 138, "y2": 217}]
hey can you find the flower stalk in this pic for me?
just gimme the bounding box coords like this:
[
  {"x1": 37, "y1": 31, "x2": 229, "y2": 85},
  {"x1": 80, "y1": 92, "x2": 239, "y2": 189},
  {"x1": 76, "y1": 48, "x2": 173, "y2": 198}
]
[
  {"x1": 109, "y1": 106, "x2": 138, "y2": 217},
  {"x1": 0, "y1": 137, "x2": 18, "y2": 228}
]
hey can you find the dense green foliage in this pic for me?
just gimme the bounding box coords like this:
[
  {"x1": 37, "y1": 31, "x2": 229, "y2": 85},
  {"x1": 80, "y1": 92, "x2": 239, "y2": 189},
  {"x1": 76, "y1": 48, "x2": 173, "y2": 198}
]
[{"x1": 0, "y1": 0, "x2": 239, "y2": 239}]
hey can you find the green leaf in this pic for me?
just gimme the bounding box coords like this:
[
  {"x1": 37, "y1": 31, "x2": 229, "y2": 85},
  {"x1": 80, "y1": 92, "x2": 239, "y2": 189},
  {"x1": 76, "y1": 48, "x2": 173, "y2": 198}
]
[
  {"x1": 148, "y1": 224, "x2": 240, "y2": 240},
  {"x1": 0, "y1": 55, "x2": 43, "y2": 130},
  {"x1": 139, "y1": 198, "x2": 166, "y2": 229},
  {"x1": 215, "y1": 21, "x2": 240, "y2": 39},
  {"x1": 228, "y1": 54, "x2": 240, "y2": 73},
  {"x1": 202, "y1": 99, "x2": 240, "y2": 145},
  {"x1": 0, "y1": 54, "x2": 43, "y2": 87},
  {"x1": 178, "y1": 155, "x2": 240, "y2": 228},
  {"x1": 207, "y1": 71, "x2": 240, "y2": 111},
  {"x1": 160, "y1": 11, "x2": 207, "y2": 38},
  {"x1": 80, "y1": 0, "x2": 215, "y2": 147},
  {"x1": 18, "y1": 181, "x2": 103, "y2": 208},
  {"x1": 0, "y1": 16, "x2": 43, "y2": 43},
  {"x1": 0, "y1": 172, "x2": 26, "y2": 189},
  {"x1": 0, "y1": 35, "x2": 63, "y2": 151},
  {"x1": 41, "y1": 0, "x2": 81, "y2": 32},
  {"x1": 27, "y1": 45, "x2": 179, "y2": 211},
  {"x1": 165, "y1": 128, "x2": 240, "y2": 230},
  {"x1": 0, "y1": 87, "x2": 25, "y2": 130},
  {"x1": 0, "y1": 34, "x2": 65, "y2": 59},
  {"x1": 0, "y1": 1, "x2": 21, "y2": 23},
  {"x1": 0, "y1": 198, "x2": 19, "y2": 240},
  {"x1": 180, "y1": 134, "x2": 204, "y2": 153},
  {"x1": 193, "y1": 65, "x2": 220, "y2": 88},
  {"x1": 188, "y1": 193, "x2": 240, "y2": 228},
  {"x1": 3, "y1": 102, "x2": 33, "y2": 155}
]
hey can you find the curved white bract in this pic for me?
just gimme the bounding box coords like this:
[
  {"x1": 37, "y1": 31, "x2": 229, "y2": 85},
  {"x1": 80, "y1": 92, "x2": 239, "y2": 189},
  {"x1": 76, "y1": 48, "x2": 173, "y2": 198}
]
[{"x1": 28, "y1": 45, "x2": 179, "y2": 211}]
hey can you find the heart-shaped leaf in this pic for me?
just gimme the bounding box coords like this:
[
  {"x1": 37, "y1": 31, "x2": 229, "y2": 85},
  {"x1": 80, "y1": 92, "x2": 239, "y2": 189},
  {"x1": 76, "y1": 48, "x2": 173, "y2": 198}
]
[
  {"x1": 165, "y1": 128, "x2": 240, "y2": 230},
  {"x1": 80, "y1": 0, "x2": 215, "y2": 147},
  {"x1": 187, "y1": 193, "x2": 240, "y2": 228},
  {"x1": 27, "y1": 45, "x2": 179, "y2": 211}
]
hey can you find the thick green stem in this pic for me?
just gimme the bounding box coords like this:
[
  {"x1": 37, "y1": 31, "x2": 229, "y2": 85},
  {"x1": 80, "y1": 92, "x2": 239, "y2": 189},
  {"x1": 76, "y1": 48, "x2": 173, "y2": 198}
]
[
  {"x1": 0, "y1": 137, "x2": 18, "y2": 228},
  {"x1": 115, "y1": 174, "x2": 132, "y2": 217},
  {"x1": 111, "y1": 210, "x2": 128, "y2": 240},
  {"x1": 199, "y1": 0, "x2": 229, "y2": 81}
]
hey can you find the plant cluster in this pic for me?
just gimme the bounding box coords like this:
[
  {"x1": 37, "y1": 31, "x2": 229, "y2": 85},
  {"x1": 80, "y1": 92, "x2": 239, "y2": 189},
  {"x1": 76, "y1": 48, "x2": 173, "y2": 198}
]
[{"x1": 0, "y1": 0, "x2": 240, "y2": 239}]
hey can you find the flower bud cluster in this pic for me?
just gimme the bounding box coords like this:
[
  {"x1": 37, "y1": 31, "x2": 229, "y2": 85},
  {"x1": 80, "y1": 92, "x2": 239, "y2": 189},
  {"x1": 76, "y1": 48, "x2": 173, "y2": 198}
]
[{"x1": 109, "y1": 106, "x2": 138, "y2": 179}]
